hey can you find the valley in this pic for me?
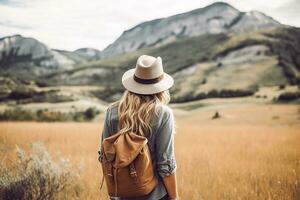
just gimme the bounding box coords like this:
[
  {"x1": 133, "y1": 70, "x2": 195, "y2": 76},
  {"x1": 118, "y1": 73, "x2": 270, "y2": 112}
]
[{"x1": 0, "y1": 102, "x2": 299, "y2": 199}]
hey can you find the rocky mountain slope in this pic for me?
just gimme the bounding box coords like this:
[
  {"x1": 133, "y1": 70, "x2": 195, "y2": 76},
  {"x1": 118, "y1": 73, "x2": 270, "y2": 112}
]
[
  {"x1": 0, "y1": 35, "x2": 55, "y2": 68},
  {"x1": 0, "y1": 35, "x2": 92, "y2": 79},
  {"x1": 100, "y1": 2, "x2": 283, "y2": 58}
]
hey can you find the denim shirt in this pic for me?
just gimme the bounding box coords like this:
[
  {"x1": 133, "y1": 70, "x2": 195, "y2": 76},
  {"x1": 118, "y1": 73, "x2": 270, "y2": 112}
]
[{"x1": 98, "y1": 103, "x2": 177, "y2": 200}]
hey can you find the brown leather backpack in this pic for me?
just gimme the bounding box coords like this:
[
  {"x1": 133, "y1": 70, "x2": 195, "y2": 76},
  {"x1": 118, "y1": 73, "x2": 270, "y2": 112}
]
[{"x1": 99, "y1": 110, "x2": 157, "y2": 198}]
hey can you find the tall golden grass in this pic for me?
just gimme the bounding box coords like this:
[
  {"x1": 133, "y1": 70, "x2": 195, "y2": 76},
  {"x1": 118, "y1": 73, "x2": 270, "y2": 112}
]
[{"x1": 0, "y1": 104, "x2": 299, "y2": 199}]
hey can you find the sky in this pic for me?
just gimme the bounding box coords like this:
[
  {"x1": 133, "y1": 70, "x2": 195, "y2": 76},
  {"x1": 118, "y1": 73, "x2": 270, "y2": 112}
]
[{"x1": 0, "y1": 0, "x2": 299, "y2": 51}]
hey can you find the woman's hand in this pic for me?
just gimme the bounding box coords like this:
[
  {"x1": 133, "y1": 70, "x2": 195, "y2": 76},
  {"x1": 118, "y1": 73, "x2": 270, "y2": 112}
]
[{"x1": 162, "y1": 172, "x2": 179, "y2": 199}]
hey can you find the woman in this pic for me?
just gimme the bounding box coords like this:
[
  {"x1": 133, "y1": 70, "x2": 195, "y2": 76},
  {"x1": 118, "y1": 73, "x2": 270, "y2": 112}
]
[{"x1": 98, "y1": 55, "x2": 179, "y2": 200}]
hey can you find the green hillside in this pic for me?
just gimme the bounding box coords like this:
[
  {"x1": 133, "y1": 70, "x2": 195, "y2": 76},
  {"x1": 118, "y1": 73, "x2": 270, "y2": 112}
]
[{"x1": 40, "y1": 27, "x2": 300, "y2": 102}]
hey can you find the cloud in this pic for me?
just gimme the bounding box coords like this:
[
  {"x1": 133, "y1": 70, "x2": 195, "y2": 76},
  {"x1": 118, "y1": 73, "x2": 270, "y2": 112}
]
[
  {"x1": 273, "y1": 0, "x2": 300, "y2": 26},
  {"x1": 226, "y1": 0, "x2": 300, "y2": 27},
  {"x1": 0, "y1": 20, "x2": 32, "y2": 30},
  {"x1": 0, "y1": 0, "x2": 299, "y2": 51}
]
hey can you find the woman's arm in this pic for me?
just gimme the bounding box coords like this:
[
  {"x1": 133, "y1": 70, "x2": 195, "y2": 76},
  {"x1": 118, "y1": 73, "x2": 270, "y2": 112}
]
[
  {"x1": 162, "y1": 172, "x2": 179, "y2": 199},
  {"x1": 155, "y1": 105, "x2": 179, "y2": 199}
]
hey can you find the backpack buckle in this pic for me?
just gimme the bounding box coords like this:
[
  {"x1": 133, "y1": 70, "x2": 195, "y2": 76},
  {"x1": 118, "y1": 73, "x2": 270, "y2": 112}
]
[
  {"x1": 130, "y1": 171, "x2": 137, "y2": 177},
  {"x1": 129, "y1": 163, "x2": 138, "y2": 183}
]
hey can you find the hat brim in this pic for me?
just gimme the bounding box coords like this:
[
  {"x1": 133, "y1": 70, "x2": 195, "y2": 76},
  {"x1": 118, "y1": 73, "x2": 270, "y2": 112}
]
[{"x1": 122, "y1": 68, "x2": 174, "y2": 95}]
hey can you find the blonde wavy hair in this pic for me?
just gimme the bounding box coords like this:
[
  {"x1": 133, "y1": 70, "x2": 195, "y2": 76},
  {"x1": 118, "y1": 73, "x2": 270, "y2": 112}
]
[{"x1": 109, "y1": 90, "x2": 171, "y2": 137}]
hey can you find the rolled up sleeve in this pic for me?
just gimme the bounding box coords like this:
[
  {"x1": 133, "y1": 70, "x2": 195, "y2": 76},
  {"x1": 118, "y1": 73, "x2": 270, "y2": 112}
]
[
  {"x1": 98, "y1": 107, "x2": 110, "y2": 162},
  {"x1": 155, "y1": 106, "x2": 177, "y2": 178}
]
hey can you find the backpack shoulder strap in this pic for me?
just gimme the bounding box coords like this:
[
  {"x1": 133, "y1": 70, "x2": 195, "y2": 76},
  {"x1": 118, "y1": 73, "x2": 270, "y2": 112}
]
[{"x1": 108, "y1": 106, "x2": 114, "y2": 136}]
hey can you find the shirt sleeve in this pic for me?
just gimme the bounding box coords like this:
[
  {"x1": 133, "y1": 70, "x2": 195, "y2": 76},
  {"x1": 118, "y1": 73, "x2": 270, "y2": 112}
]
[
  {"x1": 155, "y1": 106, "x2": 177, "y2": 178},
  {"x1": 98, "y1": 107, "x2": 110, "y2": 162}
]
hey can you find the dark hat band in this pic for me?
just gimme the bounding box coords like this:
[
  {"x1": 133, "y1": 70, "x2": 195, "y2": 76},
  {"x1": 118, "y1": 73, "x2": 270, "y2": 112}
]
[{"x1": 133, "y1": 74, "x2": 164, "y2": 84}]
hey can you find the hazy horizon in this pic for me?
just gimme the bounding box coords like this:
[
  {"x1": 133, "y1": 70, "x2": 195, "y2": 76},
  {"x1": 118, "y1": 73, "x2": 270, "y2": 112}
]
[{"x1": 0, "y1": 0, "x2": 299, "y2": 51}]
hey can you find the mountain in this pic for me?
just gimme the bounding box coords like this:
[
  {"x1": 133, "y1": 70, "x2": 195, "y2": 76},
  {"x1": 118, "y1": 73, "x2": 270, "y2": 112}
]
[
  {"x1": 0, "y1": 2, "x2": 299, "y2": 104},
  {"x1": 0, "y1": 35, "x2": 90, "y2": 78},
  {"x1": 44, "y1": 27, "x2": 300, "y2": 102},
  {"x1": 100, "y1": 2, "x2": 282, "y2": 58},
  {"x1": 0, "y1": 35, "x2": 54, "y2": 68}
]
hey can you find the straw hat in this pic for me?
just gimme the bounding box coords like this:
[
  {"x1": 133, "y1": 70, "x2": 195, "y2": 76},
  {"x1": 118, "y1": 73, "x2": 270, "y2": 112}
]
[{"x1": 121, "y1": 55, "x2": 174, "y2": 95}]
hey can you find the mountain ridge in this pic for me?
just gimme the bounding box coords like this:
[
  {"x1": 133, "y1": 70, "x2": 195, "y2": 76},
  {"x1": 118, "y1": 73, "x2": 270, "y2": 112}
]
[
  {"x1": 100, "y1": 2, "x2": 282, "y2": 58},
  {"x1": 0, "y1": 34, "x2": 97, "y2": 78},
  {"x1": 123, "y1": 2, "x2": 237, "y2": 33}
]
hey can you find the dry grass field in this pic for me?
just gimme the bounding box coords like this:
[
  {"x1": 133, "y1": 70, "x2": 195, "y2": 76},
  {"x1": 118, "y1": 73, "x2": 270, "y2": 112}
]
[{"x1": 0, "y1": 103, "x2": 299, "y2": 200}]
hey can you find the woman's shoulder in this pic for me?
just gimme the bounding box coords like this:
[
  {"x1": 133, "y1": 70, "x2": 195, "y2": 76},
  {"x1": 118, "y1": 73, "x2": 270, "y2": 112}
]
[
  {"x1": 156, "y1": 103, "x2": 173, "y2": 114},
  {"x1": 106, "y1": 101, "x2": 119, "y2": 112},
  {"x1": 101, "y1": 101, "x2": 119, "y2": 122},
  {"x1": 154, "y1": 103, "x2": 174, "y2": 120},
  {"x1": 154, "y1": 104, "x2": 176, "y2": 135}
]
